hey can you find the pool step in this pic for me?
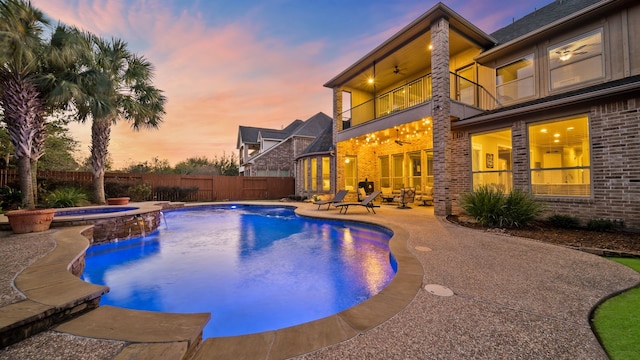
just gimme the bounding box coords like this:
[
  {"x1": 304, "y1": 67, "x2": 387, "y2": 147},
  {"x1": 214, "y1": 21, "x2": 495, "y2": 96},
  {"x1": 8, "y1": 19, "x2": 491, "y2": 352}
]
[
  {"x1": 0, "y1": 226, "x2": 108, "y2": 348},
  {"x1": 55, "y1": 306, "x2": 210, "y2": 360}
]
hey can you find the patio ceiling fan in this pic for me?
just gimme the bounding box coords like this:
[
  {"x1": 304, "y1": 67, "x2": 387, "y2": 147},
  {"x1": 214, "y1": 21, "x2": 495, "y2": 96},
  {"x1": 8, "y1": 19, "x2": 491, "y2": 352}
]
[
  {"x1": 393, "y1": 65, "x2": 407, "y2": 75},
  {"x1": 395, "y1": 129, "x2": 411, "y2": 146}
]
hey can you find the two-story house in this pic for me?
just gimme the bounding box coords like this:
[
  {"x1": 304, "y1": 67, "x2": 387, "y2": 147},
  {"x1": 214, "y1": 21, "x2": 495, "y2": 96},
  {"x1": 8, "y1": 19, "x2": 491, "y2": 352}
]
[
  {"x1": 237, "y1": 112, "x2": 332, "y2": 177},
  {"x1": 324, "y1": 0, "x2": 640, "y2": 228}
]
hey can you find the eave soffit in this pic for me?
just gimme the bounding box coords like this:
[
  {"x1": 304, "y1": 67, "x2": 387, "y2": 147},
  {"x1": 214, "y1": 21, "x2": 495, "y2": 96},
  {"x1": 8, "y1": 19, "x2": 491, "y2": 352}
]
[{"x1": 323, "y1": 2, "x2": 496, "y2": 88}]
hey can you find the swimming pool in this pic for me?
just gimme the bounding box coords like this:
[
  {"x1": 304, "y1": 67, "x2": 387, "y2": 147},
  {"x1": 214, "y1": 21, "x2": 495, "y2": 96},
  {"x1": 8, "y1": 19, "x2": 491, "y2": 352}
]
[{"x1": 81, "y1": 205, "x2": 396, "y2": 338}]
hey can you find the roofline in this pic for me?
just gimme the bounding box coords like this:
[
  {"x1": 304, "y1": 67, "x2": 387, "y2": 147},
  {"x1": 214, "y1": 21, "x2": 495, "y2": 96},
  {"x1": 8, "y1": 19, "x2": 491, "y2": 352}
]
[
  {"x1": 294, "y1": 151, "x2": 333, "y2": 161},
  {"x1": 323, "y1": 2, "x2": 496, "y2": 88},
  {"x1": 476, "y1": 0, "x2": 619, "y2": 62}
]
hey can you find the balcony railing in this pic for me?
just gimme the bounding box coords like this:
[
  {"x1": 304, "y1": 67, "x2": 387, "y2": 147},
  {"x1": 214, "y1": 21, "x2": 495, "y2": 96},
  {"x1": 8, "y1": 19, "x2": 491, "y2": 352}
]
[{"x1": 339, "y1": 73, "x2": 502, "y2": 130}]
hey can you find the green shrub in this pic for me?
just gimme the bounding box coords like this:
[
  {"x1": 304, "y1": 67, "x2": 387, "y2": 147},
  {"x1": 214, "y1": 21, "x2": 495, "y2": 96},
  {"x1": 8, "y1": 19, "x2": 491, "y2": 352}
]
[
  {"x1": 458, "y1": 185, "x2": 544, "y2": 228},
  {"x1": 587, "y1": 219, "x2": 616, "y2": 232},
  {"x1": 0, "y1": 185, "x2": 22, "y2": 211},
  {"x1": 548, "y1": 214, "x2": 581, "y2": 229},
  {"x1": 104, "y1": 181, "x2": 130, "y2": 198},
  {"x1": 128, "y1": 182, "x2": 152, "y2": 202},
  {"x1": 501, "y1": 189, "x2": 545, "y2": 228},
  {"x1": 46, "y1": 187, "x2": 89, "y2": 208}
]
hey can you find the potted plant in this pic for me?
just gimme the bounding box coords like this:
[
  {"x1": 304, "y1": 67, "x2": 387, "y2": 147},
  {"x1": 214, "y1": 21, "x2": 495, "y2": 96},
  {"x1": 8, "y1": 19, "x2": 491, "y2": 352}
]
[
  {"x1": 107, "y1": 197, "x2": 130, "y2": 205},
  {"x1": 5, "y1": 208, "x2": 56, "y2": 234}
]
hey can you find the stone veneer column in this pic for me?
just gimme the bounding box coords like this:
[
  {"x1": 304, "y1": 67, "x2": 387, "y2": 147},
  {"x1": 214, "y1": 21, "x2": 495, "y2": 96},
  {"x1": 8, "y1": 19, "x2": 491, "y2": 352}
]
[
  {"x1": 333, "y1": 87, "x2": 342, "y2": 193},
  {"x1": 431, "y1": 17, "x2": 452, "y2": 216}
]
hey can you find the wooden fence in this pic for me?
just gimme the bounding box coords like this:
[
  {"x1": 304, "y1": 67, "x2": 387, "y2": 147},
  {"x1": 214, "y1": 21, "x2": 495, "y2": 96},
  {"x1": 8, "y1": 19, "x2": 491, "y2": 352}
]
[{"x1": 0, "y1": 170, "x2": 295, "y2": 202}]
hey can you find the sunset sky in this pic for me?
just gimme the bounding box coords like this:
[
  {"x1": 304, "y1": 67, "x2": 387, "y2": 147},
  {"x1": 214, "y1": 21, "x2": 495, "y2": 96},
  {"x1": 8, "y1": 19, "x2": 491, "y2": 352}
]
[{"x1": 32, "y1": 0, "x2": 555, "y2": 169}]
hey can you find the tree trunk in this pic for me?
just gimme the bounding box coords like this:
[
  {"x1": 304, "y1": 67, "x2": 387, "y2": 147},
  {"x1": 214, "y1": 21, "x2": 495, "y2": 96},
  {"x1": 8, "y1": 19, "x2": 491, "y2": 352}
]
[
  {"x1": 91, "y1": 118, "x2": 111, "y2": 204},
  {"x1": 30, "y1": 113, "x2": 47, "y2": 206},
  {"x1": 0, "y1": 74, "x2": 41, "y2": 209},
  {"x1": 30, "y1": 158, "x2": 38, "y2": 206},
  {"x1": 18, "y1": 156, "x2": 34, "y2": 209}
]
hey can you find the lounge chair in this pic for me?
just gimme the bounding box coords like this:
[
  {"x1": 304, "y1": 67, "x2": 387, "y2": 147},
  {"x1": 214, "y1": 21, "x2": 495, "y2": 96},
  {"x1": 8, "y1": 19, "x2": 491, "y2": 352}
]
[
  {"x1": 333, "y1": 191, "x2": 381, "y2": 214},
  {"x1": 313, "y1": 190, "x2": 349, "y2": 210},
  {"x1": 393, "y1": 187, "x2": 415, "y2": 209}
]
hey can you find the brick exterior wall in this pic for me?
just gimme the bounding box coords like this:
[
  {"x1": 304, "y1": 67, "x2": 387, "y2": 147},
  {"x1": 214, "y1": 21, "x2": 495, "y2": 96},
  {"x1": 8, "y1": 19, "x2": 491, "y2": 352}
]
[{"x1": 449, "y1": 94, "x2": 640, "y2": 229}]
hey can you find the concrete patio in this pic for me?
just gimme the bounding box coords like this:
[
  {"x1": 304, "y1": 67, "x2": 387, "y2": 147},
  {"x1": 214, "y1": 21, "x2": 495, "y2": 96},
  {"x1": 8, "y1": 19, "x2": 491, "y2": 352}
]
[{"x1": 1, "y1": 202, "x2": 639, "y2": 359}]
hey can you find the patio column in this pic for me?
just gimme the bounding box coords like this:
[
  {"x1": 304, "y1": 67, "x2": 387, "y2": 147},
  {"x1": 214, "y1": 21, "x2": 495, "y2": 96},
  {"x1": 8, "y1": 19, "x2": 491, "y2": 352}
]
[
  {"x1": 333, "y1": 87, "x2": 342, "y2": 193},
  {"x1": 431, "y1": 17, "x2": 452, "y2": 216}
]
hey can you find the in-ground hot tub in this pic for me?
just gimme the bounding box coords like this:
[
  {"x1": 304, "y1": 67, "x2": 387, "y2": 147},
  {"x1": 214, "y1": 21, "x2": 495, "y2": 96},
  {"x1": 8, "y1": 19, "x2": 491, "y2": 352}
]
[
  {"x1": 55, "y1": 206, "x2": 139, "y2": 217},
  {"x1": 52, "y1": 203, "x2": 172, "y2": 244}
]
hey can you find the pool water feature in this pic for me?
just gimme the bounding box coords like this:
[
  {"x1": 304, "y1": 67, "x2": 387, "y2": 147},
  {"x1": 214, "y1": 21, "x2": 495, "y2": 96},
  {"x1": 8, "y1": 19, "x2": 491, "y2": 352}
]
[{"x1": 81, "y1": 205, "x2": 396, "y2": 338}]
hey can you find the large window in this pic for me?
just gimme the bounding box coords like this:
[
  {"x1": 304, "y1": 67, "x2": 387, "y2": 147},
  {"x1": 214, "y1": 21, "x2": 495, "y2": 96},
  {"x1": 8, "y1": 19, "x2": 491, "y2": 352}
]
[
  {"x1": 424, "y1": 150, "x2": 434, "y2": 187},
  {"x1": 456, "y1": 65, "x2": 476, "y2": 106},
  {"x1": 497, "y1": 55, "x2": 534, "y2": 104},
  {"x1": 392, "y1": 154, "x2": 404, "y2": 190},
  {"x1": 321, "y1": 157, "x2": 330, "y2": 191},
  {"x1": 529, "y1": 116, "x2": 590, "y2": 196},
  {"x1": 471, "y1": 129, "x2": 512, "y2": 192},
  {"x1": 549, "y1": 29, "x2": 603, "y2": 90},
  {"x1": 379, "y1": 156, "x2": 390, "y2": 188},
  {"x1": 311, "y1": 158, "x2": 317, "y2": 190},
  {"x1": 408, "y1": 152, "x2": 422, "y2": 191},
  {"x1": 303, "y1": 159, "x2": 309, "y2": 190},
  {"x1": 344, "y1": 156, "x2": 357, "y2": 191}
]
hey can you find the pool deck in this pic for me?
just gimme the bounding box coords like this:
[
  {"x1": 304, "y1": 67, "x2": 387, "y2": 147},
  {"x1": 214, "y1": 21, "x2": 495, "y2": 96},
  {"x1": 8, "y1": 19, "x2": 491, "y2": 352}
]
[{"x1": 1, "y1": 201, "x2": 640, "y2": 359}]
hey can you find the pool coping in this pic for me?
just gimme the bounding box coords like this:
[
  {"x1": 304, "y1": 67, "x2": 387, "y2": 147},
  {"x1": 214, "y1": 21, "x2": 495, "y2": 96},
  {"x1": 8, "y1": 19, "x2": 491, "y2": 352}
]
[{"x1": 3, "y1": 201, "x2": 423, "y2": 359}]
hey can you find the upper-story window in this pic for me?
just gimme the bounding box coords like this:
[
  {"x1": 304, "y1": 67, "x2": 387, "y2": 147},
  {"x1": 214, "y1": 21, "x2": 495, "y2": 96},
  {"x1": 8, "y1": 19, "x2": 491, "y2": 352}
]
[
  {"x1": 496, "y1": 55, "x2": 534, "y2": 104},
  {"x1": 548, "y1": 29, "x2": 603, "y2": 90}
]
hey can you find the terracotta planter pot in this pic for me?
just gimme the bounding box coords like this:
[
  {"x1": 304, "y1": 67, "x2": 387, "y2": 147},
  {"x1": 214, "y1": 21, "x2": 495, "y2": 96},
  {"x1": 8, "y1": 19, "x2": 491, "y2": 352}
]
[
  {"x1": 5, "y1": 208, "x2": 56, "y2": 234},
  {"x1": 107, "y1": 197, "x2": 130, "y2": 205}
]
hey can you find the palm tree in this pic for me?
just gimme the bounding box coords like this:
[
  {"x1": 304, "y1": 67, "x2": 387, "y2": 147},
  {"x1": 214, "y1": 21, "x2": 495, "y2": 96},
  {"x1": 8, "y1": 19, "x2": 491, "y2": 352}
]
[
  {"x1": 0, "y1": 1, "x2": 94, "y2": 208},
  {"x1": 0, "y1": 0, "x2": 49, "y2": 209},
  {"x1": 77, "y1": 36, "x2": 166, "y2": 204}
]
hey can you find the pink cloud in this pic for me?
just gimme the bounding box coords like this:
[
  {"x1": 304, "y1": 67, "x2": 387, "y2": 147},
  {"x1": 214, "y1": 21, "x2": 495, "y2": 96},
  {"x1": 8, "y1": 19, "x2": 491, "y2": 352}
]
[{"x1": 32, "y1": 0, "x2": 337, "y2": 168}]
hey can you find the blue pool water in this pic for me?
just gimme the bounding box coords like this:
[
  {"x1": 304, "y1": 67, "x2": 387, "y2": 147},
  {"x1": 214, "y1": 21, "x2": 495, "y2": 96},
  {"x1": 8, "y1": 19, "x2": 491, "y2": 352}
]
[{"x1": 81, "y1": 205, "x2": 396, "y2": 338}]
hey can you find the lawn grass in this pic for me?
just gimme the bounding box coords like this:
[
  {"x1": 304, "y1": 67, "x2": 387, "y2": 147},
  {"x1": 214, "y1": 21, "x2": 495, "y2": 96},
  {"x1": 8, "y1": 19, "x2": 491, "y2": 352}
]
[{"x1": 592, "y1": 257, "x2": 640, "y2": 360}]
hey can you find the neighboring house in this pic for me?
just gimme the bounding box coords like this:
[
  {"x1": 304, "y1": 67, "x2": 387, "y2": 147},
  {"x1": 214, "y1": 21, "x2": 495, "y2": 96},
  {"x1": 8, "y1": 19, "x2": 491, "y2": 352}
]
[
  {"x1": 324, "y1": 0, "x2": 640, "y2": 228},
  {"x1": 237, "y1": 112, "x2": 332, "y2": 177}
]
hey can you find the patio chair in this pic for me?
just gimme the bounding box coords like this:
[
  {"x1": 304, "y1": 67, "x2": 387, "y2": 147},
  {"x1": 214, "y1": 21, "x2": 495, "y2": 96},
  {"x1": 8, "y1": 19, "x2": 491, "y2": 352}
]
[
  {"x1": 416, "y1": 186, "x2": 434, "y2": 206},
  {"x1": 333, "y1": 191, "x2": 382, "y2": 214},
  {"x1": 313, "y1": 190, "x2": 349, "y2": 210},
  {"x1": 393, "y1": 187, "x2": 415, "y2": 209},
  {"x1": 380, "y1": 186, "x2": 395, "y2": 203}
]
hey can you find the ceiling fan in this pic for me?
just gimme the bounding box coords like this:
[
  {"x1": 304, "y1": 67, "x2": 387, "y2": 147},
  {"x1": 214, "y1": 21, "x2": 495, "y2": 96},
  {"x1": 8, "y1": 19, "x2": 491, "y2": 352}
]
[
  {"x1": 393, "y1": 65, "x2": 409, "y2": 76},
  {"x1": 395, "y1": 129, "x2": 411, "y2": 146}
]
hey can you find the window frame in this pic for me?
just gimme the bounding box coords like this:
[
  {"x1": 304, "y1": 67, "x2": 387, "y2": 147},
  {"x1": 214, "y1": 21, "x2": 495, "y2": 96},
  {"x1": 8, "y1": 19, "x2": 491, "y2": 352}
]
[
  {"x1": 496, "y1": 54, "x2": 535, "y2": 105},
  {"x1": 528, "y1": 116, "x2": 591, "y2": 197},
  {"x1": 470, "y1": 128, "x2": 513, "y2": 193},
  {"x1": 548, "y1": 28, "x2": 604, "y2": 91}
]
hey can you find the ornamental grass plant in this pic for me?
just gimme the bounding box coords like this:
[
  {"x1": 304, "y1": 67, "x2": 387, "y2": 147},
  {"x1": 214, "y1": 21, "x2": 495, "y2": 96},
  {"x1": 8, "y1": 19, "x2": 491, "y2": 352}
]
[
  {"x1": 458, "y1": 185, "x2": 544, "y2": 228},
  {"x1": 46, "y1": 187, "x2": 89, "y2": 208}
]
